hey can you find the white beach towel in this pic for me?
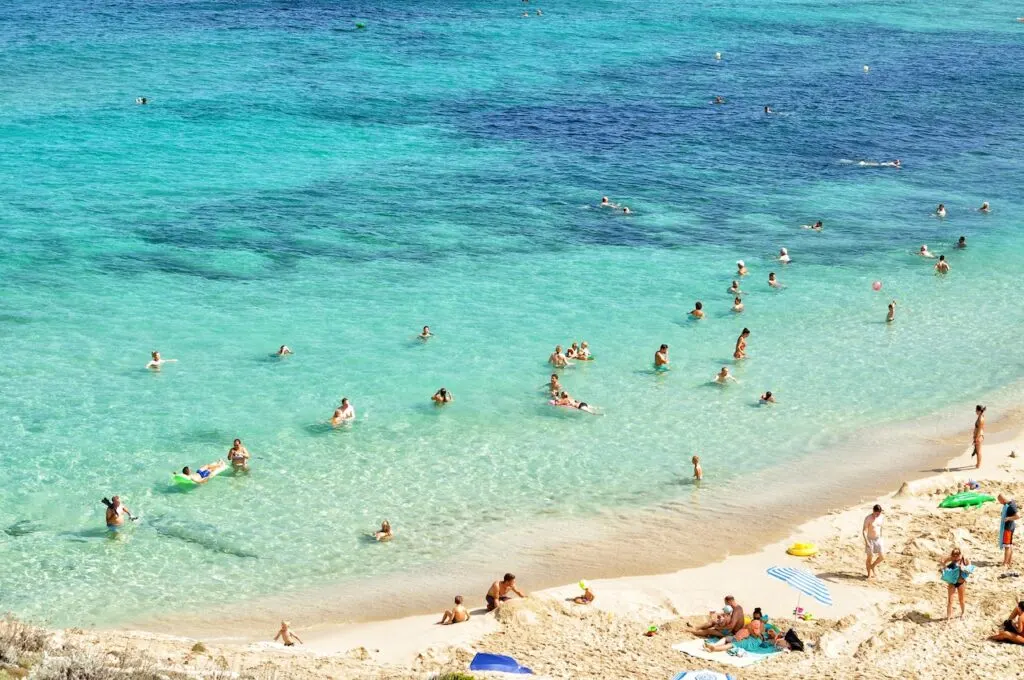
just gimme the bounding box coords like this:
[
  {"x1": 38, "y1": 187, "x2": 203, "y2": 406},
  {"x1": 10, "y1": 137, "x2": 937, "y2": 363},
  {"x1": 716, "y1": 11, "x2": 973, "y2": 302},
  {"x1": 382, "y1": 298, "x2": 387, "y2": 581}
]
[{"x1": 672, "y1": 639, "x2": 771, "y2": 669}]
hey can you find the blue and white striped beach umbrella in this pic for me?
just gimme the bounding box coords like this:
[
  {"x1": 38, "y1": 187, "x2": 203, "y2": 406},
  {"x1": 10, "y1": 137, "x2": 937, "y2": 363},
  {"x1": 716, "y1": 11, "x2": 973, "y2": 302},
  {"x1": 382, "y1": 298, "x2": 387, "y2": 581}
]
[{"x1": 766, "y1": 566, "x2": 833, "y2": 606}]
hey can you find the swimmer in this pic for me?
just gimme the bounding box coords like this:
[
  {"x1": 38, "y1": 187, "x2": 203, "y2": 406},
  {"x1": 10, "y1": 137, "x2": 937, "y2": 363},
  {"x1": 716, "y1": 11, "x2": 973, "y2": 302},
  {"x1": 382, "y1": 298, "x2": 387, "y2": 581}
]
[
  {"x1": 690, "y1": 301, "x2": 704, "y2": 319},
  {"x1": 802, "y1": 220, "x2": 823, "y2": 231},
  {"x1": 180, "y1": 461, "x2": 227, "y2": 484},
  {"x1": 566, "y1": 342, "x2": 580, "y2": 359},
  {"x1": 227, "y1": 438, "x2": 250, "y2": 471},
  {"x1": 778, "y1": 247, "x2": 790, "y2": 264},
  {"x1": 759, "y1": 391, "x2": 776, "y2": 404},
  {"x1": 521, "y1": 11, "x2": 529, "y2": 17},
  {"x1": 547, "y1": 373, "x2": 563, "y2": 396},
  {"x1": 135, "y1": 97, "x2": 148, "y2": 105},
  {"x1": 731, "y1": 296, "x2": 744, "y2": 313},
  {"x1": 712, "y1": 96, "x2": 725, "y2": 105},
  {"x1": 935, "y1": 254, "x2": 950, "y2": 274},
  {"x1": 440, "y1": 595, "x2": 471, "y2": 624},
  {"x1": 331, "y1": 397, "x2": 355, "y2": 427},
  {"x1": 887, "y1": 300, "x2": 896, "y2": 323},
  {"x1": 956, "y1": 236, "x2": 967, "y2": 249},
  {"x1": 276, "y1": 345, "x2": 293, "y2": 356},
  {"x1": 654, "y1": 343, "x2": 670, "y2": 369},
  {"x1": 579, "y1": 341, "x2": 591, "y2": 360},
  {"x1": 936, "y1": 203, "x2": 947, "y2": 218},
  {"x1": 535, "y1": 9, "x2": 542, "y2": 15},
  {"x1": 979, "y1": 202, "x2": 991, "y2": 213},
  {"x1": 419, "y1": 326, "x2": 432, "y2": 341},
  {"x1": 714, "y1": 366, "x2": 738, "y2": 385},
  {"x1": 549, "y1": 345, "x2": 570, "y2": 368},
  {"x1": 768, "y1": 272, "x2": 782, "y2": 288},
  {"x1": 692, "y1": 455, "x2": 703, "y2": 481},
  {"x1": 374, "y1": 520, "x2": 394, "y2": 542},
  {"x1": 919, "y1": 244, "x2": 935, "y2": 258},
  {"x1": 734, "y1": 328, "x2": 750, "y2": 360},
  {"x1": 103, "y1": 495, "x2": 135, "y2": 528},
  {"x1": 728, "y1": 280, "x2": 743, "y2": 296},
  {"x1": 553, "y1": 391, "x2": 597, "y2": 414},
  {"x1": 146, "y1": 351, "x2": 177, "y2": 370},
  {"x1": 432, "y1": 387, "x2": 454, "y2": 404},
  {"x1": 622, "y1": 206, "x2": 631, "y2": 214},
  {"x1": 274, "y1": 621, "x2": 303, "y2": 647},
  {"x1": 764, "y1": 105, "x2": 773, "y2": 114},
  {"x1": 600, "y1": 196, "x2": 619, "y2": 209},
  {"x1": 736, "y1": 260, "x2": 748, "y2": 276}
]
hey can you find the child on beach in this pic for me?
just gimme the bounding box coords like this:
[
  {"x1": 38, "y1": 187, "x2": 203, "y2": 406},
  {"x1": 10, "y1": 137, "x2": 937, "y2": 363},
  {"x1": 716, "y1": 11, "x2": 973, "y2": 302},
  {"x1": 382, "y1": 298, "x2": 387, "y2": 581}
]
[
  {"x1": 572, "y1": 580, "x2": 595, "y2": 605},
  {"x1": 274, "y1": 621, "x2": 303, "y2": 647},
  {"x1": 439, "y1": 595, "x2": 470, "y2": 624},
  {"x1": 692, "y1": 456, "x2": 703, "y2": 481}
]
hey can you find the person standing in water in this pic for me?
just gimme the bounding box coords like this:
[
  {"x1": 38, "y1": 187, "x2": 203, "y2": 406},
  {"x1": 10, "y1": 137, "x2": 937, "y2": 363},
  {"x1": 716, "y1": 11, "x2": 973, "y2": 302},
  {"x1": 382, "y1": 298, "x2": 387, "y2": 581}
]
[
  {"x1": 731, "y1": 297, "x2": 744, "y2": 313},
  {"x1": 432, "y1": 387, "x2": 453, "y2": 404},
  {"x1": 887, "y1": 300, "x2": 896, "y2": 323},
  {"x1": 419, "y1": 326, "x2": 432, "y2": 341},
  {"x1": 331, "y1": 398, "x2": 355, "y2": 427},
  {"x1": 276, "y1": 345, "x2": 293, "y2": 356},
  {"x1": 692, "y1": 455, "x2": 703, "y2": 481},
  {"x1": 690, "y1": 301, "x2": 704, "y2": 319},
  {"x1": 227, "y1": 439, "x2": 250, "y2": 471},
  {"x1": 104, "y1": 496, "x2": 135, "y2": 529},
  {"x1": 146, "y1": 351, "x2": 177, "y2": 370},
  {"x1": 936, "y1": 203, "x2": 947, "y2": 218},
  {"x1": 549, "y1": 345, "x2": 569, "y2": 368},
  {"x1": 714, "y1": 367, "x2": 738, "y2": 384},
  {"x1": 733, "y1": 328, "x2": 750, "y2": 360},
  {"x1": 768, "y1": 272, "x2": 782, "y2": 288},
  {"x1": 654, "y1": 344, "x2": 670, "y2": 369},
  {"x1": 736, "y1": 260, "x2": 748, "y2": 276},
  {"x1": 863, "y1": 504, "x2": 885, "y2": 578},
  {"x1": 973, "y1": 405, "x2": 986, "y2": 468},
  {"x1": 935, "y1": 255, "x2": 950, "y2": 273},
  {"x1": 547, "y1": 373, "x2": 562, "y2": 396}
]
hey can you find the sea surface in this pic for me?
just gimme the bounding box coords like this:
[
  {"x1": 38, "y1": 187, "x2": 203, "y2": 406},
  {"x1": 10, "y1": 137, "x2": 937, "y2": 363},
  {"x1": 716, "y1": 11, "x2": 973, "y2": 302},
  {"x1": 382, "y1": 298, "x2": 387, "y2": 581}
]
[{"x1": 1, "y1": 0, "x2": 1024, "y2": 628}]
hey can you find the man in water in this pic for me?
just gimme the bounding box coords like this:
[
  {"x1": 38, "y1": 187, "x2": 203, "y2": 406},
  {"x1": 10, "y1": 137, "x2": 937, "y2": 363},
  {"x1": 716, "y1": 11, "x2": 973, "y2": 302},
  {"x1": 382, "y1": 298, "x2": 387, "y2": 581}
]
[
  {"x1": 979, "y1": 202, "x2": 991, "y2": 213},
  {"x1": 732, "y1": 296, "x2": 744, "y2": 313},
  {"x1": 181, "y1": 461, "x2": 226, "y2": 484},
  {"x1": 863, "y1": 504, "x2": 885, "y2": 578},
  {"x1": 276, "y1": 345, "x2": 293, "y2": 356},
  {"x1": 973, "y1": 404, "x2": 986, "y2": 468},
  {"x1": 714, "y1": 366, "x2": 737, "y2": 385},
  {"x1": 331, "y1": 397, "x2": 355, "y2": 427},
  {"x1": 548, "y1": 345, "x2": 569, "y2": 368},
  {"x1": 547, "y1": 373, "x2": 562, "y2": 396},
  {"x1": 712, "y1": 96, "x2": 725, "y2": 105},
  {"x1": 654, "y1": 344, "x2": 669, "y2": 369},
  {"x1": 998, "y1": 494, "x2": 1020, "y2": 572},
  {"x1": 935, "y1": 203, "x2": 947, "y2": 218},
  {"x1": 733, "y1": 328, "x2": 750, "y2": 360},
  {"x1": 759, "y1": 391, "x2": 775, "y2": 404},
  {"x1": 935, "y1": 255, "x2": 950, "y2": 273},
  {"x1": 146, "y1": 350, "x2": 177, "y2": 370},
  {"x1": 104, "y1": 496, "x2": 135, "y2": 529},
  {"x1": 622, "y1": 206, "x2": 631, "y2": 214},
  {"x1": 764, "y1": 105, "x2": 773, "y2": 114},
  {"x1": 802, "y1": 220, "x2": 823, "y2": 231},
  {"x1": 419, "y1": 326, "x2": 432, "y2": 340},
  {"x1": 956, "y1": 236, "x2": 967, "y2": 249},
  {"x1": 690, "y1": 301, "x2": 704, "y2": 319},
  {"x1": 486, "y1": 573, "x2": 526, "y2": 611}
]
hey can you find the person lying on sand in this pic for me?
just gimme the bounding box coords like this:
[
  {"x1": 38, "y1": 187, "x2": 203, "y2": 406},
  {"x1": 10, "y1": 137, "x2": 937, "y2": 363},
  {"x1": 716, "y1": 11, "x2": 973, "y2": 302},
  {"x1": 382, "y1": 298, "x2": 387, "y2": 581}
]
[
  {"x1": 439, "y1": 595, "x2": 470, "y2": 624},
  {"x1": 694, "y1": 596, "x2": 744, "y2": 637},
  {"x1": 704, "y1": 607, "x2": 765, "y2": 651},
  {"x1": 486, "y1": 573, "x2": 525, "y2": 611},
  {"x1": 989, "y1": 601, "x2": 1024, "y2": 644},
  {"x1": 274, "y1": 621, "x2": 302, "y2": 647},
  {"x1": 572, "y1": 580, "x2": 595, "y2": 605}
]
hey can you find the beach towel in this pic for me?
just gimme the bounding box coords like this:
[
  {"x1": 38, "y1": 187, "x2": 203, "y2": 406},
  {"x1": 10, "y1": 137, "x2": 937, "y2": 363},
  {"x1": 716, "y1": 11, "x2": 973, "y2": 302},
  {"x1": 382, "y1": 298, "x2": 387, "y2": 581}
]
[
  {"x1": 470, "y1": 652, "x2": 533, "y2": 674},
  {"x1": 672, "y1": 671, "x2": 735, "y2": 680},
  {"x1": 672, "y1": 639, "x2": 775, "y2": 669}
]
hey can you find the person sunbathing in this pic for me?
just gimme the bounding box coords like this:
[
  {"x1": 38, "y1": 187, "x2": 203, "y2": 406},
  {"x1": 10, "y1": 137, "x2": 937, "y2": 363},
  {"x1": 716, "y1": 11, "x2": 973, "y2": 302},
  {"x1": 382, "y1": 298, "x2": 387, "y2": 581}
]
[
  {"x1": 989, "y1": 601, "x2": 1024, "y2": 645},
  {"x1": 694, "y1": 596, "x2": 744, "y2": 637},
  {"x1": 704, "y1": 608, "x2": 765, "y2": 651},
  {"x1": 572, "y1": 581, "x2": 595, "y2": 604}
]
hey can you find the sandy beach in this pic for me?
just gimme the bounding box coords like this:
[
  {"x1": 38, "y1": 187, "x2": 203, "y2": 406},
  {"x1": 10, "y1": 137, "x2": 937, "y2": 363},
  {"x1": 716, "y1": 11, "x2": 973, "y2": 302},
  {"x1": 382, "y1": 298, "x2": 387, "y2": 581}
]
[{"x1": 7, "y1": 412, "x2": 1021, "y2": 679}]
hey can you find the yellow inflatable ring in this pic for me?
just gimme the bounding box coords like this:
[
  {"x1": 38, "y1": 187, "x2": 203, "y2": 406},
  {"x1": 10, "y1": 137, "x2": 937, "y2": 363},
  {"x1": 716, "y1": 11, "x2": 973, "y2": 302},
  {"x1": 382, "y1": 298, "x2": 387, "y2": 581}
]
[{"x1": 787, "y1": 542, "x2": 819, "y2": 557}]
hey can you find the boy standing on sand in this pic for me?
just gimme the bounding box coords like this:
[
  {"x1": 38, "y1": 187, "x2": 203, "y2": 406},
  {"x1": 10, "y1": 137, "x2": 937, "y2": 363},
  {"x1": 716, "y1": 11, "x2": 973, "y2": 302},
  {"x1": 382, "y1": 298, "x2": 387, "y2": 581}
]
[
  {"x1": 999, "y1": 494, "x2": 1020, "y2": 572},
  {"x1": 274, "y1": 621, "x2": 303, "y2": 647},
  {"x1": 863, "y1": 504, "x2": 885, "y2": 579}
]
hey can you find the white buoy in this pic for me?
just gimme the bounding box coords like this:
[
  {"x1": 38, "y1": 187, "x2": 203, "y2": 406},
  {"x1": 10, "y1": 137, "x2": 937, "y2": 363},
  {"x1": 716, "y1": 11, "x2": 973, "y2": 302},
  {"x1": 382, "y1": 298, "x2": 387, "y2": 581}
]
[
  {"x1": 714, "y1": 52, "x2": 722, "y2": 60},
  {"x1": 863, "y1": 65, "x2": 870, "y2": 72}
]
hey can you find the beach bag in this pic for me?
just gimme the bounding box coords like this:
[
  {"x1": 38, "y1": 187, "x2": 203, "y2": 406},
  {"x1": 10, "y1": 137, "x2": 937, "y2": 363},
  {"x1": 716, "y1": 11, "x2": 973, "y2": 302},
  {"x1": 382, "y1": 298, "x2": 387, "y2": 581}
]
[{"x1": 784, "y1": 628, "x2": 804, "y2": 652}]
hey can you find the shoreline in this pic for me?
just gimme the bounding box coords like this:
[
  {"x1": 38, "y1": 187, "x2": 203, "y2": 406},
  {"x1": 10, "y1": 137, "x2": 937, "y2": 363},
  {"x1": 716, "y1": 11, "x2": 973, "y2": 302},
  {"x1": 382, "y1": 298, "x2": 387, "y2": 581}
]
[{"x1": 35, "y1": 401, "x2": 1021, "y2": 678}]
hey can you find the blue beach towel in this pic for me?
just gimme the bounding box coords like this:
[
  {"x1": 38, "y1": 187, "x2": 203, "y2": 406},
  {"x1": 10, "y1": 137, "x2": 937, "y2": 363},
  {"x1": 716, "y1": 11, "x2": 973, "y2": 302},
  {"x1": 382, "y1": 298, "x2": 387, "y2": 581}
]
[
  {"x1": 470, "y1": 653, "x2": 533, "y2": 674},
  {"x1": 708, "y1": 635, "x2": 780, "y2": 656}
]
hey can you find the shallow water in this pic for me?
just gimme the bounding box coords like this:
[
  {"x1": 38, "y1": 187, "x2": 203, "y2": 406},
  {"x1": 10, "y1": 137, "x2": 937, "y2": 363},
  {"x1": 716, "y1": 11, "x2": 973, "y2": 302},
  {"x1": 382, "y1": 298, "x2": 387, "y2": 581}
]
[{"x1": 1, "y1": 0, "x2": 1023, "y2": 627}]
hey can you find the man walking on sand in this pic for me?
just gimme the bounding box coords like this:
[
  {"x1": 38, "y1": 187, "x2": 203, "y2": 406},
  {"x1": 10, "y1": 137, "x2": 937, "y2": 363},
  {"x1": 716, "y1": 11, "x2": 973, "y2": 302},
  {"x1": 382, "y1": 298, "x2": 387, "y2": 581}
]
[
  {"x1": 863, "y1": 504, "x2": 885, "y2": 579},
  {"x1": 999, "y1": 493, "x2": 1020, "y2": 573}
]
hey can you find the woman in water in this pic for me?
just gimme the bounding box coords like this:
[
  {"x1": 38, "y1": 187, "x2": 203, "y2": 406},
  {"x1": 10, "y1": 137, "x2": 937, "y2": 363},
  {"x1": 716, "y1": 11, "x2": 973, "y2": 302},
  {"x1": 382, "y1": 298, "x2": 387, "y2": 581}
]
[
  {"x1": 941, "y1": 547, "x2": 972, "y2": 620},
  {"x1": 728, "y1": 280, "x2": 743, "y2": 296},
  {"x1": 778, "y1": 247, "x2": 790, "y2": 264},
  {"x1": 887, "y1": 300, "x2": 896, "y2": 323},
  {"x1": 375, "y1": 520, "x2": 394, "y2": 542},
  {"x1": 734, "y1": 328, "x2": 750, "y2": 360},
  {"x1": 276, "y1": 345, "x2": 293, "y2": 356},
  {"x1": 736, "y1": 260, "x2": 748, "y2": 276},
  {"x1": 919, "y1": 244, "x2": 935, "y2": 258},
  {"x1": 419, "y1": 326, "x2": 432, "y2": 341},
  {"x1": 549, "y1": 346, "x2": 569, "y2": 368},
  {"x1": 979, "y1": 202, "x2": 991, "y2": 213},
  {"x1": 731, "y1": 297, "x2": 744, "y2": 313},
  {"x1": 227, "y1": 439, "x2": 250, "y2": 471},
  {"x1": 146, "y1": 350, "x2": 177, "y2": 370},
  {"x1": 690, "y1": 301, "x2": 704, "y2": 319},
  {"x1": 432, "y1": 387, "x2": 454, "y2": 404},
  {"x1": 578, "y1": 341, "x2": 592, "y2": 360}
]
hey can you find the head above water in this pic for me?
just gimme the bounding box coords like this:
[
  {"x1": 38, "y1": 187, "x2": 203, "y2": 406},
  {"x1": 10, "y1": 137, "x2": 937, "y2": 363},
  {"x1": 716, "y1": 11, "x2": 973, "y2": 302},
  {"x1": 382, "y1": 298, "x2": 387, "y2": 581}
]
[
  {"x1": 341, "y1": 397, "x2": 350, "y2": 407},
  {"x1": 694, "y1": 301, "x2": 702, "y2": 310},
  {"x1": 233, "y1": 438, "x2": 241, "y2": 447},
  {"x1": 659, "y1": 344, "x2": 668, "y2": 352},
  {"x1": 182, "y1": 466, "x2": 191, "y2": 475}
]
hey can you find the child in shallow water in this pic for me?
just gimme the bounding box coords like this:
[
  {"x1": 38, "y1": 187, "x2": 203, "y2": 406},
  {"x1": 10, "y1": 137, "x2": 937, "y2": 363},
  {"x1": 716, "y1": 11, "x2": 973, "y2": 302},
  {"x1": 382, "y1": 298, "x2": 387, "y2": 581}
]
[{"x1": 692, "y1": 455, "x2": 703, "y2": 481}]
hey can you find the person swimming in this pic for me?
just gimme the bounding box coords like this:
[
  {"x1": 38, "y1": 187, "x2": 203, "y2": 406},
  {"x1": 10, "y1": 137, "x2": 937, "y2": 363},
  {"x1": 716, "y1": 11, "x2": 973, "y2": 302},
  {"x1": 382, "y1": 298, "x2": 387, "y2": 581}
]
[
  {"x1": 553, "y1": 390, "x2": 595, "y2": 413},
  {"x1": 432, "y1": 387, "x2": 454, "y2": 404},
  {"x1": 802, "y1": 220, "x2": 823, "y2": 231},
  {"x1": 690, "y1": 301, "x2": 704, "y2": 319},
  {"x1": 734, "y1": 328, "x2": 750, "y2": 360},
  {"x1": 146, "y1": 350, "x2": 177, "y2": 370},
  {"x1": 547, "y1": 373, "x2": 563, "y2": 396},
  {"x1": 712, "y1": 96, "x2": 725, "y2": 105},
  {"x1": 181, "y1": 461, "x2": 227, "y2": 484},
  {"x1": 728, "y1": 280, "x2": 743, "y2": 296},
  {"x1": 935, "y1": 254, "x2": 950, "y2": 273},
  {"x1": 654, "y1": 344, "x2": 670, "y2": 369},
  {"x1": 764, "y1": 105, "x2": 773, "y2": 114},
  {"x1": 549, "y1": 345, "x2": 569, "y2": 368},
  {"x1": 135, "y1": 97, "x2": 148, "y2": 105},
  {"x1": 622, "y1": 206, "x2": 631, "y2": 214},
  {"x1": 714, "y1": 366, "x2": 738, "y2": 384},
  {"x1": 979, "y1": 202, "x2": 991, "y2": 213},
  {"x1": 276, "y1": 345, "x2": 292, "y2": 356},
  {"x1": 736, "y1": 260, "x2": 748, "y2": 276},
  {"x1": 600, "y1": 196, "x2": 619, "y2": 209},
  {"x1": 578, "y1": 341, "x2": 591, "y2": 360},
  {"x1": 419, "y1": 326, "x2": 432, "y2": 340},
  {"x1": 768, "y1": 272, "x2": 782, "y2": 288},
  {"x1": 919, "y1": 244, "x2": 935, "y2": 258},
  {"x1": 759, "y1": 391, "x2": 775, "y2": 404},
  {"x1": 566, "y1": 342, "x2": 580, "y2": 359},
  {"x1": 956, "y1": 236, "x2": 967, "y2": 249},
  {"x1": 936, "y1": 203, "x2": 947, "y2": 218},
  {"x1": 331, "y1": 398, "x2": 355, "y2": 427},
  {"x1": 227, "y1": 439, "x2": 250, "y2": 471},
  {"x1": 887, "y1": 300, "x2": 896, "y2": 323},
  {"x1": 731, "y1": 296, "x2": 744, "y2": 313},
  {"x1": 778, "y1": 247, "x2": 790, "y2": 263}
]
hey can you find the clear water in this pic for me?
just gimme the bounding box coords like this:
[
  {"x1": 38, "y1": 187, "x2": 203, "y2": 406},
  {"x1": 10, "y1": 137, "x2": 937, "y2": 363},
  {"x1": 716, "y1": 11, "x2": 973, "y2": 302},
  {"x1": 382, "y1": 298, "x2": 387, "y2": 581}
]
[{"x1": 1, "y1": 0, "x2": 1023, "y2": 627}]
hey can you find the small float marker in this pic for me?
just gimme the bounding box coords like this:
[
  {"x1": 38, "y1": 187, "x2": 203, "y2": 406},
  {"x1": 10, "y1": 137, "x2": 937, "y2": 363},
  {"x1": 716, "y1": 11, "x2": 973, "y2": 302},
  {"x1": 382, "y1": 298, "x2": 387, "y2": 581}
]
[{"x1": 863, "y1": 65, "x2": 870, "y2": 72}]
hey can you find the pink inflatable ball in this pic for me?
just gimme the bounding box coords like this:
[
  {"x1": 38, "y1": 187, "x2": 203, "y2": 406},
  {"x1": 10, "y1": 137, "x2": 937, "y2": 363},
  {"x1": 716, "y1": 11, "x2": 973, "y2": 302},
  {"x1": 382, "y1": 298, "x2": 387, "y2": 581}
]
[{"x1": 872, "y1": 281, "x2": 882, "y2": 291}]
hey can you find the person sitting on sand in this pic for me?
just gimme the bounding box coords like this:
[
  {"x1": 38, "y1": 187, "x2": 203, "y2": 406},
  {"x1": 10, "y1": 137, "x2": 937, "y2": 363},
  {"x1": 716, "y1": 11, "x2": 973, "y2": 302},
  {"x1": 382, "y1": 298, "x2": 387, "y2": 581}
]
[
  {"x1": 731, "y1": 297, "x2": 744, "y2": 313},
  {"x1": 887, "y1": 300, "x2": 896, "y2": 323},
  {"x1": 692, "y1": 455, "x2": 703, "y2": 481},
  {"x1": 572, "y1": 580, "x2": 595, "y2": 605},
  {"x1": 654, "y1": 344, "x2": 670, "y2": 369},
  {"x1": 736, "y1": 260, "x2": 748, "y2": 276},
  {"x1": 778, "y1": 247, "x2": 790, "y2": 264},
  {"x1": 694, "y1": 596, "x2": 744, "y2": 637},
  {"x1": 690, "y1": 301, "x2": 704, "y2": 319},
  {"x1": 549, "y1": 345, "x2": 569, "y2": 368},
  {"x1": 703, "y1": 607, "x2": 766, "y2": 651},
  {"x1": 941, "y1": 547, "x2": 973, "y2": 621},
  {"x1": 989, "y1": 601, "x2": 1024, "y2": 645},
  {"x1": 979, "y1": 202, "x2": 991, "y2": 213},
  {"x1": 486, "y1": 573, "x2": 525, "y2": 611},
  {"x1": 863, "y1": 504, "x2": 885, "y2": 578},
  {"x1": 918, "y1": 244, "x2": 935, "y2": 258},
  {"x1": 375, "y1": 520, "x2": 394, "y2": 542},
  {"x1": 714, "y1": 367, "x2": 738, "y2": 385},
  {"x1": 274, "y1": 621, "x2": 303, "y2": 647},
  {"x1": 936, "y1": 203, "x2": 947, "y2": 218},
  {"x1": 276, "y1": 345, "x2": 293, "y2": 356},
  {"x1": 146, "y1": 350, "x2": 177, "y2": 370},
  {"x1": 181, "y1": 461, "x2": 227, "y2": 484},
  {"x1": 759, "y1": 391, "x2": 775, "y2": 404},
  {"x1": 733, "y1": 328, "x2": 750, "y2": 360},
  {"x1": 802, "y1": 220, "x2": 823, "y2": 231},
  {"x1": 331, "y1": 397, "x2": 355, "y2": 427},
  {"x1": 956, "y1": 236, "x2": 967, "y2": 249},
  {"x1": 440, "y1": 595, "x2": 470, "y2": 624},
  {"x1": 768, "y1": 272, "x2": 782, "y2": 288},
  {"x1": 935, "y1": 255, "x2": 950, "y2": 273},
  {"x1": 432, "y1": 387, "x2": 454, "y2": 404},
  {"x1": 227, "y1": 438, "x2": 250, "y2": 471},
  {"x1": 728, "y1": 280, "x2": 743, "y2": 296}
]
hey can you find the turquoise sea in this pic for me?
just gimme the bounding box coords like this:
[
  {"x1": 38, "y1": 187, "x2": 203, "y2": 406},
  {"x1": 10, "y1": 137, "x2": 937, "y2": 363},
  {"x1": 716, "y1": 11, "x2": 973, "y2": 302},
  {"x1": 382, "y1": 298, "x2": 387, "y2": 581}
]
[{"x1": 2, "y1": 0, "x2": 1024, "y2": 628}]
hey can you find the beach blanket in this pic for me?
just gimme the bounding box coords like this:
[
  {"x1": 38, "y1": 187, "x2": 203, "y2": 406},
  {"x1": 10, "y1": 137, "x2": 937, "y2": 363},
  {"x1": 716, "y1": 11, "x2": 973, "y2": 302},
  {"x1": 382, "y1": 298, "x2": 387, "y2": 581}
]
[{"x1": 672, "y1": 639, "x2": 776, "y2": 668}]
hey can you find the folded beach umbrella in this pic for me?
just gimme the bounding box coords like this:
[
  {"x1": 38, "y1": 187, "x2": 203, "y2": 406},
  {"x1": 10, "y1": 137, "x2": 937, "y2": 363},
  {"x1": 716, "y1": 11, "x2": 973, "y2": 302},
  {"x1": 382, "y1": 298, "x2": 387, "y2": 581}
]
[
  {"x1": 766, "y1": 566, "x2": 833, "y2": 606},
  {"x1": 470, "y1": 652, "x2": 533, "y2": 674},
  {"x1": 672, "y1": 671, "x2": 734, "y2": 680}
]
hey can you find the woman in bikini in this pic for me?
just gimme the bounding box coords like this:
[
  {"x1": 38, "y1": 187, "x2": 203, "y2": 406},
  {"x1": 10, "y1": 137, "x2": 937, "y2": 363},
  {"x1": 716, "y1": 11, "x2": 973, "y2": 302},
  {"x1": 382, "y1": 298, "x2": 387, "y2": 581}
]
[{"x1": 974, "y1": 405, "x2": 986, "y2": 469}]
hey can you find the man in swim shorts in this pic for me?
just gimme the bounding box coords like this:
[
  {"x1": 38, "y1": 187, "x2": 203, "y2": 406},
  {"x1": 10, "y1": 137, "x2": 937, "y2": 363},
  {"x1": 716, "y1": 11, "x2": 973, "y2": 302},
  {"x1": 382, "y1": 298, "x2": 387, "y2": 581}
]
[
  {"x1": 999, "y1": 494, "x2": 1020, "y2": 571},
  {"x1": 104, "y1": 496, "x2": 134, "y2": 529},
  {"x1": 694, "y1": 596, "x2": 744, "y2": 637},
  {"x1": 274, "y1": 621, "x2": 303, "y2": 646},
  {"x1": 863, "y1": 504, "x2": 885, "y2": 578},
  {"x1": 654, "y1": 344, "x2": 669, "y2": 369},
  {"x1": 486, "y1": 573, "x2": 525, "y2": 611},
  {"x1": 181, "y1": 461, "x2": 226, "y2": 484},
  {"x1": 549, "y1": 346, "x2": 569, "y2": 368}
]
